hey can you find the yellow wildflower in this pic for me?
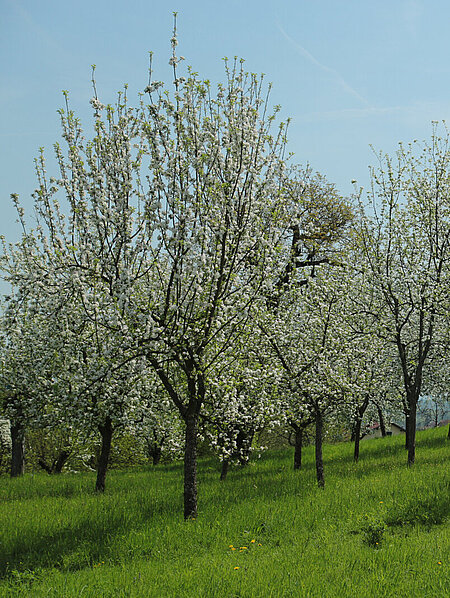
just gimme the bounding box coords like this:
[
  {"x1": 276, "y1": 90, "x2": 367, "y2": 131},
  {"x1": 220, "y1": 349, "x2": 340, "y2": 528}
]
[{"x1": 234, "y1": 567, "x2": 240, "y2": 570}]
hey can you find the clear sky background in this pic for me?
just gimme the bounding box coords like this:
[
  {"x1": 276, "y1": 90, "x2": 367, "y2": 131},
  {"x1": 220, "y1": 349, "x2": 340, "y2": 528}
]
[{"x1": 2, "y1": 0, "x2": 450, "y2": 246}]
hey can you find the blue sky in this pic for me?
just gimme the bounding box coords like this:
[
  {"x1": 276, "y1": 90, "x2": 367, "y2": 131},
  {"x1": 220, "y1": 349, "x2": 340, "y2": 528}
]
[{"x1": 2, "y1": 0, "x2": 450, "y2": 246}]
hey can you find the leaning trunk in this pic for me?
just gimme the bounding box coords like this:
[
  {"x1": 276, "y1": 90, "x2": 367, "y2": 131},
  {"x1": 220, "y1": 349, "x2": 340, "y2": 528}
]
[
  {"x1": 95, "y1": 417, "x2": 113, "y2": 492},
  {"x1": 54, "y1": 450, "x2": 70, "y2": 474},
  {"x1": 315, "y1": 409, "x2": 324, "y2": 488},
  {"x1": 376, "y1": 404, "x2": 386, "y2": 437},
  {"x1": 184, "y1": 413, "x2": 199, "y2": 519},
  {"x1": 10, "y1": 421, "x2": 25, "y2": 478},
  {"x1": 294, "y1": 427, "x2": 303, "y2": 470}
]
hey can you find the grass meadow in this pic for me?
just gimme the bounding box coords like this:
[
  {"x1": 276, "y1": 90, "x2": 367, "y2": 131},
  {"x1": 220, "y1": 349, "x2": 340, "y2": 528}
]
[{"x1": 0, "y1": 426, "x2": 448, "y2": 597}]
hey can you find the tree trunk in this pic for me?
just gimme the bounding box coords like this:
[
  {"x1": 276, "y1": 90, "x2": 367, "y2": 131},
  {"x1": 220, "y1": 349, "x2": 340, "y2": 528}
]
[
  {"x1": 54, "y1": 450, "x2": 70, "y2": 473},
  {"x1": 353, "y1": 418, "x2": 362, "y2": 462},
  {"x1": 294, "y1": 427, "x2": 303, "y2": 470},
  {"x1": 10, "y1": 421, "x2": 25, "y2": 477},
  {"x1": 315, "y1": 410, "x2": 324, "y2": 488},
  {"x1": 184, "y1": 413, "x2": 199, "y2": 519},
  {"x1": 39, "y1": 450, "x2": 70, "y2": 474},
  {"x1": 447, "y1": 423, "x2": 450, "y2": 439},
  {"x1": 376, "y1": 404, "x2": 386, "y2": 437},
  {"x1": 220, "y1": 458, "x2": 229, "y2": 481},
  {"x1": 95, "y1": 417, "x2": 113, "y2": 492},
  {"x1": 407, "y1": 396, "x2": 417, "y2": 467},
  {"x1": 38, "y1": 459, "x2": 53, "y2": 474},
  {"x1": 405, "y1": 410, "x2": 410, "y2": 449},
  {"x1": 149, "y1": 444, "x2": 162, "y2": 465}
]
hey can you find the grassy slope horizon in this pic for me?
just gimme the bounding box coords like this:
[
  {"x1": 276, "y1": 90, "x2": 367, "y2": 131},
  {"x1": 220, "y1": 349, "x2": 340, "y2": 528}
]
[{"x1": 0, "y1": 426, "x2": 448, "y2": 597}]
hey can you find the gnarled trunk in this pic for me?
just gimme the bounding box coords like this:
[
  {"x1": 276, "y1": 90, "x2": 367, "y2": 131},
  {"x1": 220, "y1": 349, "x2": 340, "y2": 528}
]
[
  {"x1": 10, "y1": 421, "x2": 25, "y2": 478},
  {"x1": 96, "y1": 417, "x2": 113, "y2": 492}
]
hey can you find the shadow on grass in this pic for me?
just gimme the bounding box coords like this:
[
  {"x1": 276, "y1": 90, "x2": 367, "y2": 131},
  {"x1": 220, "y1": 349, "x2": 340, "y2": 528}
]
[
  {"x1": 0, "y1": 493, "x2": 181, "y2": 579},
  {"x1": 385, "y1": 487, "x2": 450, "y2": 528},
  {"x1": 416, "y1": 433, "x2": 449, "y2": 450},
  {"x1": 0, "y1": 460, "x2": 316, "y2": 581},
  {"x1": 1, "y1": 428, "x2": 446, "y2": 581}
]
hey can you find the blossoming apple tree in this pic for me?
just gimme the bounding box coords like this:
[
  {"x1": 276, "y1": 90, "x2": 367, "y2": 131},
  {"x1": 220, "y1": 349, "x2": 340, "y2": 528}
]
[
  {"x1": 357, "y1": 127, "x2": 450, "y2": 465},
  {"x1": 2, "y1": 18, "x2": 302, "y2": 517}
]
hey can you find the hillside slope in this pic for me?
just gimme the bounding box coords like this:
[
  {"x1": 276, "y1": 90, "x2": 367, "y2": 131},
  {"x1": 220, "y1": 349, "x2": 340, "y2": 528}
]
[{"x1": 0, "y1": 426, "x2": 448, "y2": 597}]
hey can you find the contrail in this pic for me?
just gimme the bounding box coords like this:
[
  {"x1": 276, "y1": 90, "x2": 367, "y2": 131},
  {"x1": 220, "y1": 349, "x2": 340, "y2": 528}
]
[
  {"x1": 277, "y1": 22, "x2": 374, "y2": 110},
  {"x1": 6, "y1": 0, "x2": 62, "y2": 53}
]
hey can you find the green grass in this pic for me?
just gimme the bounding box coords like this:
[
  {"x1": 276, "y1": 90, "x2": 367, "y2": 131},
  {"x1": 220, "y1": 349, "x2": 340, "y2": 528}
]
[{"x1": 0, "y1": 427, "x2": 448, "y2": 597}]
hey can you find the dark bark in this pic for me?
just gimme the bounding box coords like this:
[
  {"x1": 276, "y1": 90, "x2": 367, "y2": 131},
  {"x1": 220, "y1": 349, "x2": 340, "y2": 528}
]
[
  {"x1": 95, "y1": 417, "x2": 113, "y2": 492},
  {"x1": 184, "y1": 413, "x2": 199, "y2": 519},
  {"x1": 38, "y1": 450, "x2": 71, "y2": 474},
  {"x1": 353, "y1": 418, "x2": 362, "y2": 462},
  {"x1": 376, "y1": 404, "x2": 386, "y2": 437},
  {"x1": 220, "y1": 458, "x2": 229, "y2": 481},
  {"x1": 406, "y1": 396, "x2": 417, "y2": 467},
  {"x1": 10, "y1": 421, "x2": 25, "y2": 477},
  {"x1": 54, "y1": 450, "x2": 70, "y2": 473},
  {"x1": 405, "y1": 410, "x2": 410, "y2": 450},
  {"x1": 294, "y1": 427, "x2": 303, "y2": 470},
  {"x1": 315, "y1": 409, "x2": 324, "y2": 488},
  {"x1": 147, "y1": 429, "x2": 165, "y2": 465},
  {"x1": 38, "y1": 459, "x2": 53, "y2": 474},
  {"x1": 447, "y1": 423, "x2": 450, "y2": 439},
  {"x1": 148, "y1": 444, "x2": 162, "y2": 465}
]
